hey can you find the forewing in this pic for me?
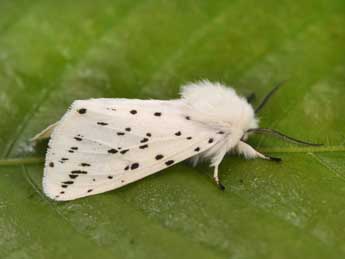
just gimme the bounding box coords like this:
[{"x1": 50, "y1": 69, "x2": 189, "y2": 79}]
[{"x1": 43, "y1": 98, "x2": 225, "y2": 201}]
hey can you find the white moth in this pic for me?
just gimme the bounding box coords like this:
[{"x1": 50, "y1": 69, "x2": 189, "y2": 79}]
[{"x1": 33, "y1": 80, "x2": 320, "y2": 201}]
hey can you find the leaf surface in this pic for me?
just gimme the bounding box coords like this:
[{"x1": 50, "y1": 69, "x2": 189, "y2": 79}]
[{"x1": 0, "y1": 1, "x2": 345, "y2": 258}]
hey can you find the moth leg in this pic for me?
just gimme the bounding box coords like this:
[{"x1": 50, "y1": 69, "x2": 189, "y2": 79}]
[
  {"x1": 246, "y1": 92, "x2": 256, "y2": 103},
  {"x1": 30, "y1": 122, "x2": 58, "y2": 142},
  {"x1": 237, "y1": 141, "x2": 282, "y2": 162},
  {"x1": 209, "y1": 144, "x2": 228, "y2": 190},
  {"x1": 213, "y1": 165, "x2": 225, "y2": 190}
]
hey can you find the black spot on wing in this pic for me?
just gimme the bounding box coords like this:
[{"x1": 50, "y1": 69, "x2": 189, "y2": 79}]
[
  {"x1": 49, "y1": 162, "x2": 54, "y2": 167},
  {"x1": 74, "y1": 135, "x2": 83, "y2": 141},
  {"x1": 80, "y1": 163, "x2": 91, "y2": 167},
  {"x1": 77, "y1": 108, "x2": 87, "y2": 114},
  {"x1": 120, "y1": 149, "x2": 129, "y2": 154},
  {"x1": 108, "y1": 176, "x2": 113, "y2": 179},
  {"x1": 69, "y1": 174, "x2": 79, "y2": 179},
  {"x1": 175, "y1": 131, "x2": 182, "y2": 136},
  {"x1": 117, "y1": 132, "x2": 125, "y2": 136},
  {"x1": 186, "y1": 136, "x2": 192, "y2": 140},
  {"x1": 154, "y1": 112, "x2": 162, "y2": 116},
  {"x1": 108, "y1": 148, "x2": 118, "y2": 154},
  {"x1": 217, "y1": 131, "x2": 225, "y2": 135},
  {"x1": 208, "y1": 138, "x2": 214, "y2": 144},
  {"x1": 139, "y1": 144, "x2": 149, "y2": 149},
  {"x1": 140, "y1": 138, "x2": 149, "y2": 143},
  {"x1": 59, "y1": 157, "x2": 69, "y2": 163},
  {"x1": 194, "y1": 147, "x2": 200, "y2": 152},
  {"x1": 71, "y1": 147, "x2": 78, "y2": 150},
  {"x1": 155, "y1": 154, "x2": 164, "y2": 160},
  {"x1": 165, "y1": 160, "x2": 175, "y2": 166},
  {"x1": 87, "y1": 189, "x2": 93, "y2": 193},
  {"x1": 125, "y1": 127, "x2": 131, "y2": 132},
  {"x1": 130, "y1": 110, "x2": 137, "y2": 115},
  {"x1": 185, "y1": 116, "x2": 191, "y2": 120},
  {"x1": 71, "y1": 170, "x2": 87, "y2": 174},
  {"x1": 131, "y1": 163, "x2": 139, "y2": 170},
  {"x1": 97, "y1": 122, "x2": 108, "y2": 126},
  {"x1": 146, "y1": 133, "x2": 152, "y2": 137},
  {"x1": 62, "y1": 181, "x2": 74, "y2": 185},
  {"x1": 124, "y1": 165, "x2": 129, "y2": 171}
]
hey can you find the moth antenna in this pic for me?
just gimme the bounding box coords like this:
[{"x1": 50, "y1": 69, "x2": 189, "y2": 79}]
[
  {"x1": 246, "y1": 92, "x2": 256, "y2": 103},
  {"x1": 255, "y1": 80, "x2": 287, "y2": 114},
  {"x1": 247, "y1": 128, "x2": 323, "y2": 146}
]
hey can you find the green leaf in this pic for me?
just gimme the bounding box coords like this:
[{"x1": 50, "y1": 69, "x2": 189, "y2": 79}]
[{"x1": 0, "y1": 1, "x2": 344, "y2": 258}]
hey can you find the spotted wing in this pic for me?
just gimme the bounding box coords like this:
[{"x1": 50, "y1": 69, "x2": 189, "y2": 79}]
[{"x1": 43, "y1": 98, "x2": 225, "y2": 201}]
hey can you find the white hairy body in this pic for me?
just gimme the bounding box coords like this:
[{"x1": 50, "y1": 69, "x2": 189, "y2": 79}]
[{"x1": 35, "y1": 81, "x2": 271, "y2": 201}]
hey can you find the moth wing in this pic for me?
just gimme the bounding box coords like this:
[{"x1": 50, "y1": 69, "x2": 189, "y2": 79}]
[
  {"x1": 31, "y1": 122, "x2": 58, "y2": 141},
  {"x1": 43, "y1": 98, "x2": 224, "y2": 201}
]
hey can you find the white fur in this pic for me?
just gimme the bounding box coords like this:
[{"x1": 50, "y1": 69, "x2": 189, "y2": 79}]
[
  {"x1": 181, "y1": 80, "x2": 259, "y2": 166},
  {"x1": 181, "y1": 80, "x2": 258, "y2": 131}
]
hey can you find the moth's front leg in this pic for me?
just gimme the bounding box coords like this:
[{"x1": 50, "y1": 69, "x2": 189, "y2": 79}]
[
  {"x1": 236, "y1": 141, "x2": 282, "y2": 162},
  {"x1": 213, "y1": 166, "x2": 225, "y2": 191}
]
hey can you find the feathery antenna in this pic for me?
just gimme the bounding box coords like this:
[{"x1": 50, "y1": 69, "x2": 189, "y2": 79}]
[
  {"x1": 255, "y1": 80, "x2": 286, "y2": 114},
  {"x1": 247, "y1": 128, "x2": 323, "y2": 146}
]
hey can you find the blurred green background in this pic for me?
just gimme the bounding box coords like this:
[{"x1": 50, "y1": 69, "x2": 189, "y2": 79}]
[{"x1": 0, "y1": 0, "x2": 345, "y2": 258}]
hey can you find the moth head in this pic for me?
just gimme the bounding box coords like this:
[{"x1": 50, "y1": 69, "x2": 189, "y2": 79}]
[{"x1": 242, "y1": 81, "x2": 322, "y2": 147}]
